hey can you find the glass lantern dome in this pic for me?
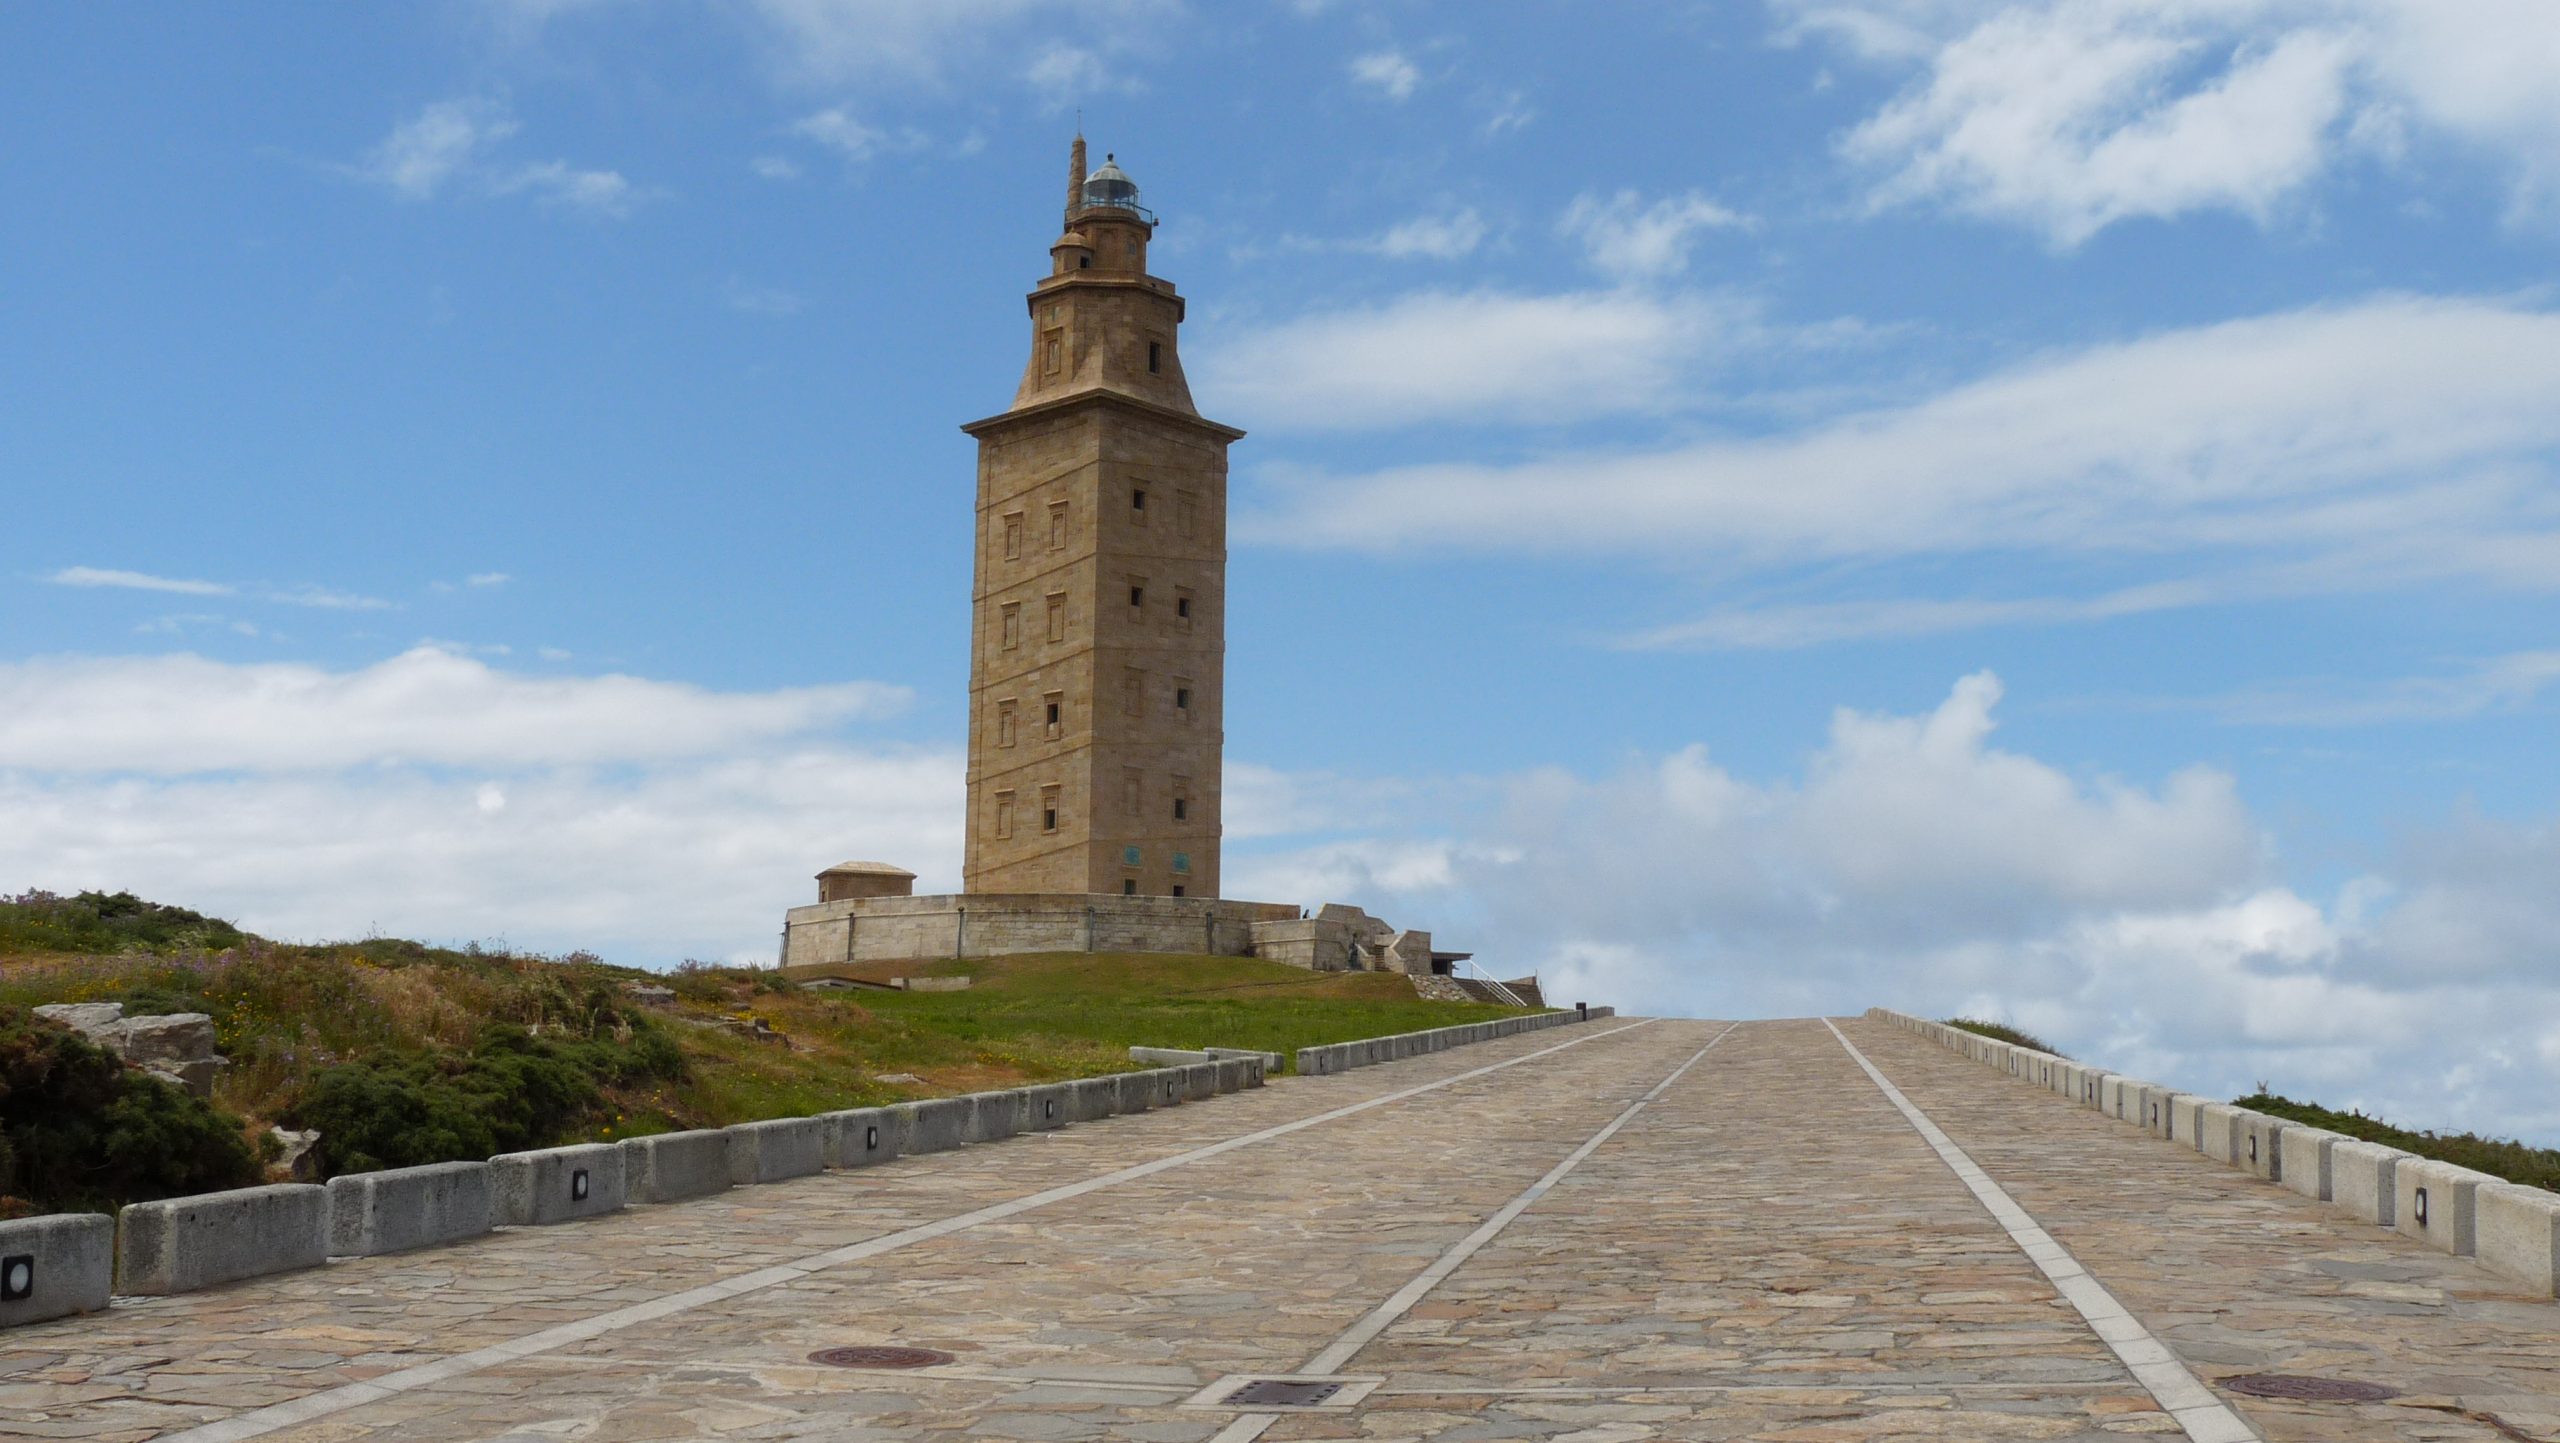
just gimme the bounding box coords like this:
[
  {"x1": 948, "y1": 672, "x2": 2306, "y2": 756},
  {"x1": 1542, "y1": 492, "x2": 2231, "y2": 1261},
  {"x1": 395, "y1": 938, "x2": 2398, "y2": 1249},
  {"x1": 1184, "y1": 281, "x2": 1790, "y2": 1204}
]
[{"x1": 1080, "y1": 154, "x2": 1154, "y2": 221}]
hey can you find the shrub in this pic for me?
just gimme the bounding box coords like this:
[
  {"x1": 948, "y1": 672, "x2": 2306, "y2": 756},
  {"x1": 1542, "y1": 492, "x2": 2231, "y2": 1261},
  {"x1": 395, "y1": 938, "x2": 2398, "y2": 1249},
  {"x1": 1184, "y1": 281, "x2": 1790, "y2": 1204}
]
[
  {"x1": 0, "y1": 1005, "x2": 264, "y2": 1213},
  {"x1": 290, "y1": 1020, "x2": 687, "y2": 1175},
  {"x1": 2237, "y1": 1092, "x2": 2560, "y2": 1192},
  {"x1": 0, "y1": 890, "x2": 250, "y2": 955},
  {"x1": 1945, "y1": 1017, "x2": 2063, "y2": 1056}
]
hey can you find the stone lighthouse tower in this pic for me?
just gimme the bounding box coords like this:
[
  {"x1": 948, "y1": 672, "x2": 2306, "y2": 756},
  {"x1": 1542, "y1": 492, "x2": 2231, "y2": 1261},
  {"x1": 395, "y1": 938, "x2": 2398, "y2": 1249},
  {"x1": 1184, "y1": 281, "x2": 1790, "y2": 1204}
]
[{"x1": 960, "y1": 139, "x2": 1243, "y2": 899}]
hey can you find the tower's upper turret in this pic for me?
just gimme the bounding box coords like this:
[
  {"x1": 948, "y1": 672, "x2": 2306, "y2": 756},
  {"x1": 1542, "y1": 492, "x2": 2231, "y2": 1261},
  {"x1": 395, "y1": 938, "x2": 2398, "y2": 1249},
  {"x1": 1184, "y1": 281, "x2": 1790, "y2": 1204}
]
[{"x1": 1018, "y1": 137, "x2": 1196, "y2": 414}]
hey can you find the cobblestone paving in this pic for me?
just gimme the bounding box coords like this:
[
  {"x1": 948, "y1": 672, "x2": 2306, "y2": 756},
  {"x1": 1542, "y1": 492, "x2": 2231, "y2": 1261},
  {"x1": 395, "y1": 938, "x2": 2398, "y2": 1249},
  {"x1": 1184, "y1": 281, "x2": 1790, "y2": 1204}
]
[
  {"x1": 1843, "y1": 1017, "x2": 2560, "y2": 1443},
  {"x1": 5, "y1": 1016, "x2": 2556, "y2": 1443}
]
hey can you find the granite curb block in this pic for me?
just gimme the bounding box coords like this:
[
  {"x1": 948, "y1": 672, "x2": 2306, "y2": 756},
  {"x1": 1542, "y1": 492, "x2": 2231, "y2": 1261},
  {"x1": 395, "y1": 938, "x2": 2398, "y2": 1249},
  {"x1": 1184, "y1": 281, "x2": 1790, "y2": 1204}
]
[
  {"x1": 1066, "y1": 1077, "x2": 1120, "y2": 1123},
  {"x1": 491, "y1": 1143, "x2": 626, "y2": 1226},
  {"x1": 2332, "y1": 1140, "x2": 2404, "y2": 1226},
  {"x1": 1867, "y1": 1006, "x2": 2560, "y2": 1298},
  {"x1": 117, "y1": 1184, "x2": 328, "y2": 1296},
  {"x1": 896, "y1": 1096, "x2": 976, "y2": 1155},
  {"x1": 2398, "y1": 1158, "x2": 2497, "y2": 1255},
  {"x1": 966, "y1": 1089, "x2": 1027, "y2": 1143},
  {"x1": 328, "y1": 1162, "x2": 494, "y2": 1257},
  {"x1": 821, "y1": 1107, "x2": 900, "y2": 1169},
  {"x1": 1290, "y1": 1007, "x2": 1583, "y2": 1077},
  {"x1": 1025, "y1": 1082, "x2": 1073, "y2": 1131},
  {"x1": 2279, "y1": 1125, "x2": 2342, "y2": 1201},
  {"x1": 2476, "y1": 1183, "x2": 2560, "y2": 1295},
  {"x1": 726, "y1": 1118, "x2": 826, "y2": 1185},
  {"x1": 0, "y1": 1213, "x2": 113, "y2": 1327},
  {"x1": 621, "y1": 1129, "x2": 733, "y2": 1204}
]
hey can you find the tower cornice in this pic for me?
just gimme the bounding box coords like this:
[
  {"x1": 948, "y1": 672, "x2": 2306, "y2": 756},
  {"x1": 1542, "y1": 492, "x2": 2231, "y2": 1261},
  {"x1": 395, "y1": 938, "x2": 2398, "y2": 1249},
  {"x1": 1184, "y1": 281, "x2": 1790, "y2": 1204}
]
[{"x1": 960, "y1": 385, "x2": 1245, "y2": 443}]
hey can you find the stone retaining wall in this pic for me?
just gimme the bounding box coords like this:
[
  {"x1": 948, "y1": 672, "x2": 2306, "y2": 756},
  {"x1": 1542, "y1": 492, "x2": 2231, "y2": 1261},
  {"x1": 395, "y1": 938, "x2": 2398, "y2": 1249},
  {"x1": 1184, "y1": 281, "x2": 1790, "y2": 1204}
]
[{"x1": 1866, "y1": 1007, "x2": 2560, "y2": 1300}]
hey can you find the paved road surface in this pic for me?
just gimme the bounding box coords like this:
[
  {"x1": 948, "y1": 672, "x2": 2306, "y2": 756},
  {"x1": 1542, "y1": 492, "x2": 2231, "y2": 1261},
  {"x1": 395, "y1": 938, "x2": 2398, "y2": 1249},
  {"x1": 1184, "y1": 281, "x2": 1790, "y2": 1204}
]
[{"x1": 6, "y1": 1017, "x2": 2557, "y2": 1442}]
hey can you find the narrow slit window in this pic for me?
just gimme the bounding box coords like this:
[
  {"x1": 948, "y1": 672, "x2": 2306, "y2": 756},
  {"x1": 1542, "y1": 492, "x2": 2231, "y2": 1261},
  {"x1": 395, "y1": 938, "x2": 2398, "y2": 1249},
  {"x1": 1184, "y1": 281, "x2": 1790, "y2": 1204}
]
[
  {"x1": 1175, "y1": 684, "x2": 1192, "y2": 713},
  {"x1": 1147, "y1": 341, "x2": 1162, "y2": 374},
  {"x1": 1041, "y1": 786, "x2": 1061, "y2": 834},
  {"x1": 1131, "y1": 488, "x2": 1147, "y2": 520}
]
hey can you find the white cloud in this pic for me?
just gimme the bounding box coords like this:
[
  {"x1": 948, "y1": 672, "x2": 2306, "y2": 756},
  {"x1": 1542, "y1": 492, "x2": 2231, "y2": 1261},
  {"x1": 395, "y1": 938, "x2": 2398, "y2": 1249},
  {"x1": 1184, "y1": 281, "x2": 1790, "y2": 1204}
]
[
  {"x1": 354, "y1": 98, "x2": 642, "y2": 216},
  {"x1": 1024, "y1": 42, "x2": 1120, "y2": 107},
  {"x1": 1371, "y1": 208, "x2": 1488, "y2": 260},
  {"x1": 49, "y1": 567, "x2": 233, "y2": 598},
  {"x1": 1349, "y1": 49, "x2": 1421, "y2": 101},
  {"x1": 493, "y1": 158, "x2": 642, "y2": 216},
  {"x1": 0, "y1": 747, "x2": 960, "y2": 966},
  {"x1": 0, "y1": 647, "x2": 909, "y2": 773},
  {"x1": 789, "y1": 108, "x2": 930, "y2": 164},
  {"x1": 266, "y1": 584, "x2": 395, "y2": 612},
  {"x1": 1197, "y1": 288, "x2": 1759, "y2": 430},
  {"x1": 1780, "y1": 0, "x2": 2560, "y2": 242},
  {"x1": 1231, "y1": 671, "x2": 2560, "y2": 1142},
  {"x1": 751, "y1": 154, "x2": 803, "y2": 181},
  {"x1": 466, "y1": 572, "x2": 512, "y2": 588},
  {"x1": 745, "y1": 0, "x2": 1171, "y2": 87},
  {"x1": 361, "y1": 98, "x2": 515, "y2": 200},
  {"x1": 2202, "y1": 650, "x2": 2560, "y2": 726},
  {"x1": 1560, "y1": 189, "x2": 1750, "y2": 279},
  {"x1": 1241, "y1": 296, "x2": 2560, "y2": 604}
]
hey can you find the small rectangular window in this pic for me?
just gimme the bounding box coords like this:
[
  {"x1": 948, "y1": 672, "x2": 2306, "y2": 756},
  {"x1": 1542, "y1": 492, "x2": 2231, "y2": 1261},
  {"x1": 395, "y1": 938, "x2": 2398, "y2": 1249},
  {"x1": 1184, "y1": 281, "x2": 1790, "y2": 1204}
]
[
  {"x1": 1044, "y1": 692, "x2": 1063, "y2": 739},
  {"x1": 1131, "y1": 488, "x2": 1147, "y2": 522},
  {"x1": 1041, "y1": 786, "x2": 1061, "y2": 834},
  {"x1": 1002, "y1": 512, "x2": 1023, "y2": 561},
  {"x1": 994, "y1": 791, "x2": 1016, "y2": 840},
  {"x1": 1042, "y1": 329, "x2": 1064, "y2": 375},
  {"x1": 1046, "y1": 592, "x2": 1067, "y2": 643},
  {"x1": 1000, "y1": 603, "x2": 1021, "y2": 649},
  {"x1": 1047, "y1": 500, "x2": 1069, "y2": 550},
  {"x1": 1174, "y1": 590, "x2": 1193, "y2": 627},
  {"x1": 1122, "y1": 878, "x2": 1137, "y2": 896},
  {"x1": 1147, "y1": 341, "x2": 1162, "y2": 374},
  {"x1": 998, "y1": 700, "x2": 1017, "y2": 748},
  {"x1": 1175, "y1": 684, "x2": 1192, "y2": 713},
  {"x1": 1172, "y1": 797, "x2": 1188, "y2": 822},
  {"x1": 1172, "y1": 884, "x2": 1185, "y2": 897}
]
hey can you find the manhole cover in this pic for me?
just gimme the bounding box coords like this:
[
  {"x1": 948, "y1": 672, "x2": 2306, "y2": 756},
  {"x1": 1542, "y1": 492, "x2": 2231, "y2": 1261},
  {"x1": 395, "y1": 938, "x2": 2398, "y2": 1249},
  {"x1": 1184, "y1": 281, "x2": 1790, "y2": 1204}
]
[
  {"x1": 2224, "y1": 1374, "x2": 2402, "y2": 1403},
  {"x1": 808, "y1": 1346, "x2": 956, "y2": 1370},
  {"x1": 1224, "y1": 1379, "x2": 1344, "y2": 1407}
]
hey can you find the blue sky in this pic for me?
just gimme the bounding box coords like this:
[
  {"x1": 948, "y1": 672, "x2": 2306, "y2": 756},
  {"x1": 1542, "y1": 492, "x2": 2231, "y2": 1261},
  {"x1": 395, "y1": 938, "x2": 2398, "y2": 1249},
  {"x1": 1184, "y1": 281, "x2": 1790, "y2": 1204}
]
[{"x1": 6, "y1": 2, "x2": 2560, "y2": 1139}]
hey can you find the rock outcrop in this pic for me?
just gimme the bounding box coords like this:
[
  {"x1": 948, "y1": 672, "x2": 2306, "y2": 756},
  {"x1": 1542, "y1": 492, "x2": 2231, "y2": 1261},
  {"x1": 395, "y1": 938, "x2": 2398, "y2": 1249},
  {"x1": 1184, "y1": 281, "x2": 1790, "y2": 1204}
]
[{"x1": 32, "y1": 1002, "x2": 228, "y2": 1100}]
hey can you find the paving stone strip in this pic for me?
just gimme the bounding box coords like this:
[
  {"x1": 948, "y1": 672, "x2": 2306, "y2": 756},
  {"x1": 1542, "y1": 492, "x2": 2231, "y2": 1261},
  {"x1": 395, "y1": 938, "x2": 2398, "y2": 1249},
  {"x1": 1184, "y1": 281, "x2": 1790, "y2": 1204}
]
[
  {"x1": 1822, "y1": 1019, "x2": 2260, "y2": 1443},
  {"x1": 105, "y1": 1019, "x2": 1654, "y2": 1443},
  {"x1": 1202, "y1": 1022, "x2": 1745, "y2": 1443}
]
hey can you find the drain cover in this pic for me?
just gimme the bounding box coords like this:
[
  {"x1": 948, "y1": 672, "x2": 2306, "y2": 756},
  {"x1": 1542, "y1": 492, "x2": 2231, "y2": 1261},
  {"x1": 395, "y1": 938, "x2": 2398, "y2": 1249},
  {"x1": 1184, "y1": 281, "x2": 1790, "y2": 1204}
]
[
  {"x1": 1224, "y1": 1379, "x2": 1344, "y2": 1407},
  {"x1": 2224, "y1": 1374, "x2": 2402, "y2": 1402},
  {"x1": 808, "y1": 1346, "x2": 955, "y2": 1370}
]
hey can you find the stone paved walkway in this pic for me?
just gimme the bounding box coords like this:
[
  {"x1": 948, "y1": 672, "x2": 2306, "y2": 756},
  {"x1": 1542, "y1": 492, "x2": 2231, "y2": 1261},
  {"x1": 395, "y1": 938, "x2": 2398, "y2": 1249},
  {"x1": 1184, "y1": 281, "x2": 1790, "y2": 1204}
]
[{"x1": 5, "y1": 1017, "x2": 2556, "y2": 1443}]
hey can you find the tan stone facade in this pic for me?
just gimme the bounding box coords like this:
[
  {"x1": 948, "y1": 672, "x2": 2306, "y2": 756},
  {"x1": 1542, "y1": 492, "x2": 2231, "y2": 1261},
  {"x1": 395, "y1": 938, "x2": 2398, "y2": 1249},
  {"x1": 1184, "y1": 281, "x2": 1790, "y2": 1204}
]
[{"x1": 960, "y1": 141, "x2": 1241, "y2": 900}]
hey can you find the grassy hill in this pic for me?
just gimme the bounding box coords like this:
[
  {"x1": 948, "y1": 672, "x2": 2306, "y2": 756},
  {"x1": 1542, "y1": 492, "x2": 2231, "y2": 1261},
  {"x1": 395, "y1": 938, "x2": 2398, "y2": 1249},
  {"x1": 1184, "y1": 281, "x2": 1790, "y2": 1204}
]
[{"x1": 0, "y1": 890, "x2": 1525, "y2": 1214}]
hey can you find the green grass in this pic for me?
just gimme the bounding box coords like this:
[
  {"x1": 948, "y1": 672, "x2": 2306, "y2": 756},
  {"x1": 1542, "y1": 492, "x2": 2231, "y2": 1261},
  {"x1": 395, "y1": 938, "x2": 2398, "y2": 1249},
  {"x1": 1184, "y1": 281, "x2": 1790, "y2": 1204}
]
[
  {"x1": 2237, "y1": 1092, "x2": 2560, "y2": 1192},
  {"x1": 1944, "y1": 1017, "x2": 2063, "y2": 1056},
  {"x1": 2, "y1": 892, "x2": 1536, "y2": 1201}
]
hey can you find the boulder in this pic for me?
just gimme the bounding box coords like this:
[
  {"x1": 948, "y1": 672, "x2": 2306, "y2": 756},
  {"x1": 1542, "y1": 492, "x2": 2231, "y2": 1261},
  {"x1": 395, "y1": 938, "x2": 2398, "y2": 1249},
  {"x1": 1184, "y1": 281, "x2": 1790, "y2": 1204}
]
[{"x1": 119, "y1": 1013, "x2": 220, "y2": 1068}]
